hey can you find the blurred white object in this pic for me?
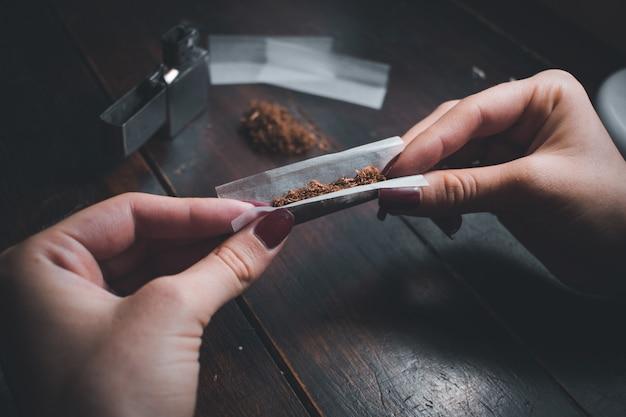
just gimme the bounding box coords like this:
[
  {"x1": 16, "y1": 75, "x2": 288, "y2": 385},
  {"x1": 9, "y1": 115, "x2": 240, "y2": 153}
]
[
  {"x1": 208, "y1": 35, "x2": 390, "y2": 109},
  {"x1": 596, "y1": 68, "x2": 626, "y2": 157},
  {"x1": 209, "y1": 36, "x2": 333, "y2": 84},
  {"x1": 261, "y1": 40, "x2": 389, "y2": 109},
  {"x1": 216, "y1": 136, "x2": 405, "y2": 202},
  {"x1": 163, "y1": 68, "x2": 179, "y2": 84}
]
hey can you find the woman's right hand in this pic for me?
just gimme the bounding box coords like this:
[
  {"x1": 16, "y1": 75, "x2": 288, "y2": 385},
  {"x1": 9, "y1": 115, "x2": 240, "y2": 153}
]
[{"x1": 380, "y1": 70, "x2": 626, "y2": 294}]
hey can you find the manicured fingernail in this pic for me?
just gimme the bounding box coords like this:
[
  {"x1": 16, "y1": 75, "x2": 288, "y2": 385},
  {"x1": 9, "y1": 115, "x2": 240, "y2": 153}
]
[
  {"x1": 379, "y1": 187, "x2": 421, "y2": 211},
  {"x1": 432, "y1": 216, "x2": 462, "y2": 239},
  {"x1": 254, "y1": 209, "x2": 294, "y2": 249},
  {"x1": 381, "y1": 155, "x2": 399, "y2": 177}
]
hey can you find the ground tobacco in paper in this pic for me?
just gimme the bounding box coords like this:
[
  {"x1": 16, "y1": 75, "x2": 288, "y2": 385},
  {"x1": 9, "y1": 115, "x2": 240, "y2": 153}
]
[{"x1": 271, "y1": 166, "x2": 386, "y2": 207}]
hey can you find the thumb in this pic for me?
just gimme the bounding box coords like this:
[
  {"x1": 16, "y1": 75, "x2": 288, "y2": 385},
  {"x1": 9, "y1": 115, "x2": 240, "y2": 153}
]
[
  {"x1": 379, "y1": 162, "x2": 524, "y2": 217},
  {"x1": 136, "y1": 208, "x2": 294, "y2": 326}
]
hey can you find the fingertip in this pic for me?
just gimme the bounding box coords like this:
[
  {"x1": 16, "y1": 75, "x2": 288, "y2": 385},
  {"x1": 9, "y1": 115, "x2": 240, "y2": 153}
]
[
  {"x1": 253, "y1": 208, "x2": 294, "y2": 250},
  {"x1": 381, "y1": 154, "x2": 400, "y2": 177},
  {"x1": 378, "y1": 187, "x2": 422, "y2": 212}
]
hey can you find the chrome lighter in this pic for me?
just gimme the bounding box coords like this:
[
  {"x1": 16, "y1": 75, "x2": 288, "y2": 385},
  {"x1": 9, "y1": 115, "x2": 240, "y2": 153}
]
[{"x1": 99, "y1": 23, "x2": 209, "y2": 160}]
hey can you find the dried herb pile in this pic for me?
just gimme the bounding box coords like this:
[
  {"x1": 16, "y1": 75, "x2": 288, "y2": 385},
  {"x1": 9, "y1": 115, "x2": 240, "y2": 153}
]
[
  {"x1": 271, "y1": 166, "x2": 386, "y2": 207},
  {"x1": 241, "y1": 100, "x2": 328, "y2": 155}
]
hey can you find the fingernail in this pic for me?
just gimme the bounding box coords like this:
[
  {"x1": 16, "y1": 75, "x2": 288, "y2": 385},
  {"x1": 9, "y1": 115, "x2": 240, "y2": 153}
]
[
  {"x1": 381, "y1": 155, "x2": 399, "y2": 177},
  {"x1": 432, "y1": 216, "x2": 462, "y2": 239},
  {"x1": 379, "y1": 187, "x2": 421, "y2": 211},
  {"x1": 254, "y1": 209, "x2": 294, "y2": 249}
]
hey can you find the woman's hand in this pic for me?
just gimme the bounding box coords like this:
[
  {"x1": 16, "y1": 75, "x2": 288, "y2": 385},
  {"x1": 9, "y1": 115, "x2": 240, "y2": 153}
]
[
  {"x1": 379, "y1": 70, "x2": 626, "y2": 294},
  {"x1": 0, "y1": 193, "x2": 294, "y2": 417}
]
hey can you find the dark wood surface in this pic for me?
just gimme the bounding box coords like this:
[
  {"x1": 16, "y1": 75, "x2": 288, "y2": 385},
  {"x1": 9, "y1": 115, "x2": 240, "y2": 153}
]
[
  {"x1": 405, "y1": 214, "x2": 626, "y2": 417},
  {"x1": 0, "y1": 3, "x2": 308, "y2": 417},
  {"x1": 2, "y1": 0, "x2": 624, "y2": 416},
  {"x1": 455, "y1": 0, "x2": 625, "y2": 94}
]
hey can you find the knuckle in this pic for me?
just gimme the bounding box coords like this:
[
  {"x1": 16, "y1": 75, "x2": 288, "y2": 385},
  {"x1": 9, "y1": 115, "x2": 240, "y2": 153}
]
[
  {"x1": 439, "y1": 172, "x2": 478, "y2": 207},
  {"x1": 438, "y1": 100, "x2": 458, "y2": 111},
  {"x1": 114, "y1": 192, "x2": 139, "y2": 203},
  {"x1": 541, "y1": 69, "x2": 577, "y2": 83},
  {"x1": 112, "y1": 192, "x2": 150, "y2": 209},
  {"x1": 212, "y1": 243, "x2": 255, "y2": 288},
  {"x1": 537, "y1": 69, "x2": 584, "y2": 94}
]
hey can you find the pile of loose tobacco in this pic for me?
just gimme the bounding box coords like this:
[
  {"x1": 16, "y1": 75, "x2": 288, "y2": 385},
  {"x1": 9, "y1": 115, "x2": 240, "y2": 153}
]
[{"x1": 241, "y1": 100, "x2": 329, "y2": 155}]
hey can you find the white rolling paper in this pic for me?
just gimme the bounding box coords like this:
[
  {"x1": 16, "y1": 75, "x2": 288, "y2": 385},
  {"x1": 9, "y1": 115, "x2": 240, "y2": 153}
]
[
  {"x1": 216, "y1": 136, "x2": 428, "y2": 231},
  {"x1": 228, "y1": 175, "x2": 428, "y2": 231}
]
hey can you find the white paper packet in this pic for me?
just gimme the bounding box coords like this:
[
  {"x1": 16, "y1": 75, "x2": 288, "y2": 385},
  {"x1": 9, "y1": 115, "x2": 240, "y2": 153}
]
[
  {"x1": 208, "y1": 35, "x2": 390, "y2": 108},
  {"x1": 216, "y1": 136, "x2": 428, "y2": 231},
  {"x1": 208, "y1": 35, "x2": 334, "y2": 84},
  {"x1": 259, "y1": 39, "x2": 390, "y2": 109}
]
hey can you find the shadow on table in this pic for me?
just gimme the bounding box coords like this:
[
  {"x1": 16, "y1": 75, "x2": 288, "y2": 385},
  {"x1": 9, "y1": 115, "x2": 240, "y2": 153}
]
[{"x1": 403, "y1": 213, "x2": 626, "y2": 414}]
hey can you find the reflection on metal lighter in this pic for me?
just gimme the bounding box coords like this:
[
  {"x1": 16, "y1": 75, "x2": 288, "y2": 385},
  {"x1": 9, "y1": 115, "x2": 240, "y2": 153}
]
[{"x1": 99, "y1": 24, "x2": 209, "y2": 160}]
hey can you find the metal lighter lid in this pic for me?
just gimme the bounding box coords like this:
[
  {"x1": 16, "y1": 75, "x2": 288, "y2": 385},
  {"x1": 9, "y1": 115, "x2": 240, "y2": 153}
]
[
  {"x1": 99, "y1": 23, "x2": 209, "y2": 160},
  {"x1": 162, "y1": 24, "x2": 200, "y2": 69},
  {"x1": 99, "y1": 66, "x2": 167, "y2": 159}
]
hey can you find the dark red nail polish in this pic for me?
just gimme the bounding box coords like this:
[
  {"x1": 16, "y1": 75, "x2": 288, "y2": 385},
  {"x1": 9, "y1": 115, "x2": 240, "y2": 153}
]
[
  {"x1": 379, "y1": 187, "x2": 421, "y2": 211},
  {"x1": 254, "y1": 209, "x2": 294, "y2": 249},
  {"x1": 381, "y1": 155, "x2": 400, "y2": 177}
]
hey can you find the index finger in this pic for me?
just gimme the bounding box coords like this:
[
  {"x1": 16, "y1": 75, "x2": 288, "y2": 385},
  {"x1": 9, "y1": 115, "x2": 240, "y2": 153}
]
[
  {"x1": 52, "y1": 193, "x2": 252, "y2": 260},
  {"x1": 390, "y1": 77, "x2": 535, "y2": 177}
]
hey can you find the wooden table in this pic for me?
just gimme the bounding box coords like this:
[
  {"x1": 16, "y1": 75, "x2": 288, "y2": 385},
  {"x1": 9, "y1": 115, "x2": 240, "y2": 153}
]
[{"x1": 2, "y1": 1, "x2": 625, "y2": 416}]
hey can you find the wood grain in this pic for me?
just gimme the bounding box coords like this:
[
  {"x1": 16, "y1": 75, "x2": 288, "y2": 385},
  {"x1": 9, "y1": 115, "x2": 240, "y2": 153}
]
[
  {"x1": 0, "y1": 3, "x2": 162, "y2": 251},
  {"x1": 406, "y1": 214, "x2": 626, "y2": 417},
  {"x1": 0, "y1": 4, "x2": 307, "y2": 417},
  {"x1": 48, "y1": 0, "x2": 621, "y2": 415},
  {"x1": 0, "y1": 3, "x2": 161, "y2": 416}
]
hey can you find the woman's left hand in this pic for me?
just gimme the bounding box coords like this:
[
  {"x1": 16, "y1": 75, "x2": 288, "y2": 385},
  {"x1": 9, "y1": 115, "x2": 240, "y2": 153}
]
[{"x1": 0, "y1": 193, "x2": 294, "y2": 417}]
